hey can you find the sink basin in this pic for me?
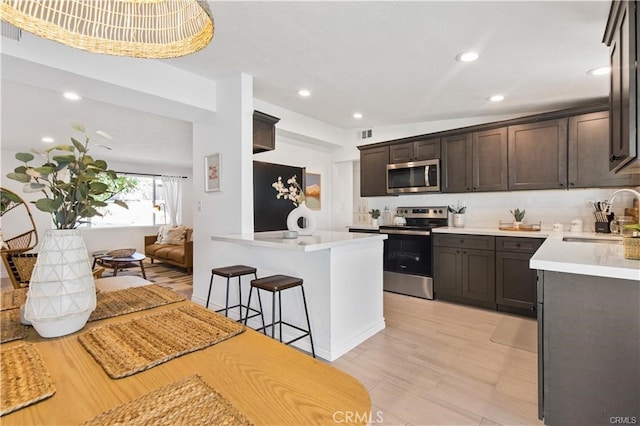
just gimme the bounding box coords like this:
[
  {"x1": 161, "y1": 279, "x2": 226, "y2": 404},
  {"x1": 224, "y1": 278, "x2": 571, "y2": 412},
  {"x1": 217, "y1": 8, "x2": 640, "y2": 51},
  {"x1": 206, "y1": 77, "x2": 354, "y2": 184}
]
[{"x1": 562, "y1": 237, "x2": 623, "y2": 245}]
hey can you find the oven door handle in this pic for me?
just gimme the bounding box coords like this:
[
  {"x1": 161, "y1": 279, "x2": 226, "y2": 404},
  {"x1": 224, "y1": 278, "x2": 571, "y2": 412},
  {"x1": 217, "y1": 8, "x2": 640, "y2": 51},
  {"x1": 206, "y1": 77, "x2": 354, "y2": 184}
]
[
  {"x1": 380, "y1": 229, "x2": 431, "y2": 236},
  {"x1": 425, "y1": 165, "x2": 431, "y2": 187}
]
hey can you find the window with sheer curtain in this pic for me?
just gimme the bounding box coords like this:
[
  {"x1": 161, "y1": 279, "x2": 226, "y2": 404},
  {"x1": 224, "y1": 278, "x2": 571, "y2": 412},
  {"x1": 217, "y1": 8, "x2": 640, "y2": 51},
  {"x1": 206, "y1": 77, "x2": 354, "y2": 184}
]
[{"x1": 88, "y1": 175, "x2": 170, "y2": 228}]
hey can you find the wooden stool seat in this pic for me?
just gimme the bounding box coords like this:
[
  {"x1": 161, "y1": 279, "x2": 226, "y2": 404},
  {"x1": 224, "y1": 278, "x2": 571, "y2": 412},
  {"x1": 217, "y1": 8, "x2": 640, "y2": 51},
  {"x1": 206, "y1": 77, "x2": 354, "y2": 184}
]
[
  {"x1": 250, "y1": 274, "x2": 302, "y2": 292},
  {"x1": 211, "y1": 265, "x2": 257, "y2": 278},
  {"x1": 206, "y1": 265, "x2": 259, "y2": 323},
  {"x1": 247, "y1": 274, "x2": 315, "y2": 358}
]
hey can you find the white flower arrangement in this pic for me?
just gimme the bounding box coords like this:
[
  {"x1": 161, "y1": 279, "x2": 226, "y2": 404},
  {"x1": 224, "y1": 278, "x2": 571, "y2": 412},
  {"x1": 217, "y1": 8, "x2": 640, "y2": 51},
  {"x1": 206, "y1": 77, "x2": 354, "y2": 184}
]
[{"x1": 272, "y1": 175, "x2": 305, "y2": 206}]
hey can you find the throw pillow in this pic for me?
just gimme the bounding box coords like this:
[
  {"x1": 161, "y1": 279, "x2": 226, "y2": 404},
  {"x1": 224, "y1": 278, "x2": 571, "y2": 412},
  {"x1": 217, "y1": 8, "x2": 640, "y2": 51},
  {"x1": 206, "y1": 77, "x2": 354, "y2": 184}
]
[
  {"x1": 156, "y1": 226, "x2": 187, "y2": 245},
  {"x1": 155, "y1": 226, "x2": 166, "y2": 244}
]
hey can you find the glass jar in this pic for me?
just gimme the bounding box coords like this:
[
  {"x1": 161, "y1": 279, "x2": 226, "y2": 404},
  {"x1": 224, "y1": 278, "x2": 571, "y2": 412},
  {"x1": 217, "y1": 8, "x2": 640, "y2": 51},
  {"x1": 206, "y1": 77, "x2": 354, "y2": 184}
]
[{"x1": 610, "y1": 216, "x2": 634, "y2": 234}]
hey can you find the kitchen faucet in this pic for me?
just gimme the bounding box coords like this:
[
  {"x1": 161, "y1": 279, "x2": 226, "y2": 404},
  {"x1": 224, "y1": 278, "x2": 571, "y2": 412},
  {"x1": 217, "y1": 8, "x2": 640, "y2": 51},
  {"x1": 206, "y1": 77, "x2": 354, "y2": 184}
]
[{"x1": 608, "y1": 188, "x2": 640, "y2": 223}]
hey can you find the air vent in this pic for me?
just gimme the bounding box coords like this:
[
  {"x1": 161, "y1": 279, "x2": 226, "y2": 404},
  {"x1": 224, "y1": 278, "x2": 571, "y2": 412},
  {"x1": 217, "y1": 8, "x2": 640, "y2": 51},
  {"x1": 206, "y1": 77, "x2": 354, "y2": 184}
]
[
  {"x1": 2, "y1": 20, "x2": 22, "y2": 41},
  {"x1": 359, "y1": 129, "x2": 373, "y2": 139}
]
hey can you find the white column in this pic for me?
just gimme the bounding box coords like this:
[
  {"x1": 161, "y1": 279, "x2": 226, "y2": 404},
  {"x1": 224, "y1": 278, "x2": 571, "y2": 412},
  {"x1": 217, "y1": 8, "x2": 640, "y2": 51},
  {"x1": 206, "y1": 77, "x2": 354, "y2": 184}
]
[{"x1": 192, "y1": 73, "x2": 254, "y2": 302}]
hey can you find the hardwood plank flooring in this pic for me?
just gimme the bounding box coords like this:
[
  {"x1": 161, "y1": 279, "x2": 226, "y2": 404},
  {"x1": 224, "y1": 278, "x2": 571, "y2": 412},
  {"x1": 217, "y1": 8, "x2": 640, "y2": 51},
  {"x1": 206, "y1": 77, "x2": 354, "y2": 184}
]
[
  {"x1": 331, "y1": 292, "x2": 542, "y2": 426},
  {"x1": 2, "y1": 265, "x2": 541, "y2": 425}
]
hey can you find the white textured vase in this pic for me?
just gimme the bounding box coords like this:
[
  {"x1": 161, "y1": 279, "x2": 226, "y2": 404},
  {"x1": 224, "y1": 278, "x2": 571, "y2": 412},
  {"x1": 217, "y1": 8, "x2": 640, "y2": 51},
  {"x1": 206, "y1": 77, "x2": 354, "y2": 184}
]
[
  {"x1": 24, "y1": 229, "x2": 96, "y2": 338},
  {"x1": 286, "y1": 202, "x2": 317, "y2": 236}
]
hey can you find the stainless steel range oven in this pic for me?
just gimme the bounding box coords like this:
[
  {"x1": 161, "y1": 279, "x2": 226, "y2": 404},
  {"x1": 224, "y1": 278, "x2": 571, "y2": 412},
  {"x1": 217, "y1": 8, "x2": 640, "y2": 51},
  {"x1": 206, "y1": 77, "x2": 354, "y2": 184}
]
[{"x1": 379, "y1": 206, "x2": 448, "y2": 300}]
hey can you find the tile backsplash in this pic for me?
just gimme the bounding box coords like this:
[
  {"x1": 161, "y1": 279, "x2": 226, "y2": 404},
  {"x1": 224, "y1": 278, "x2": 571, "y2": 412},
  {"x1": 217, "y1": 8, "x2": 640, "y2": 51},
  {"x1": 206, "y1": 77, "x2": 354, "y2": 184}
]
[{"x1": 362, "y1": 187, "x2": 639, "y2": 232}]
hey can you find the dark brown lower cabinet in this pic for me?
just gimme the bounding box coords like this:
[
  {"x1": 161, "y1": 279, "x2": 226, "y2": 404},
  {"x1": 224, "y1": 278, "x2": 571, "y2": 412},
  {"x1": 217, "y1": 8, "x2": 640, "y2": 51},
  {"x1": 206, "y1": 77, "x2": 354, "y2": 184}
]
[
  {"x1": 435, "y1": 234, "x2": 543, "y2": 317},
  {"x1": 433, "y1": 234, "x2": 496, "y2": 310},
  {"x1": 495, "y1": 236, "x2": 543, "y2": 318}
]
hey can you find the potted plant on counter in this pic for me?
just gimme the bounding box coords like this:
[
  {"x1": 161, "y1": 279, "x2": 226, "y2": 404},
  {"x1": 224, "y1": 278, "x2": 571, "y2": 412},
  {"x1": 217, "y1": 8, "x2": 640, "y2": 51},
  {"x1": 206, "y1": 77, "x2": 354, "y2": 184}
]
[
  {"x1": 369, "y1": 209, "x2": 381, "y2": 226},
  {"x1": 6, "y1": 123, "x2": 127, "y2": 337},
  {"x1": 510, "y1": 208, "x2": 526, "y2": 229}
]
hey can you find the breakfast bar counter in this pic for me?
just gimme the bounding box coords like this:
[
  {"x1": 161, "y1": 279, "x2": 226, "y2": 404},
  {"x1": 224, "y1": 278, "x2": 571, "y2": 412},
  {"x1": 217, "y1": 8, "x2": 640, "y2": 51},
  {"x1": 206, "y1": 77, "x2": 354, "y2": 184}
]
[{"x1": 211, "y1": 231, "x2": 387, "y2": 361}]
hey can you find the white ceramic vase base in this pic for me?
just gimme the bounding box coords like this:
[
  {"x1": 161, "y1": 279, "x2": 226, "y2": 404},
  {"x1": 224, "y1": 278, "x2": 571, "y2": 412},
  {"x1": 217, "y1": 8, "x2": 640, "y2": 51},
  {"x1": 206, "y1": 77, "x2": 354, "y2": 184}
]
[
  {"x1": 286, "y1": 202, "x2": 317, "y2": 236},
  {"x1": 25, "y1": 229, "x2": 96, "y2": 338}
]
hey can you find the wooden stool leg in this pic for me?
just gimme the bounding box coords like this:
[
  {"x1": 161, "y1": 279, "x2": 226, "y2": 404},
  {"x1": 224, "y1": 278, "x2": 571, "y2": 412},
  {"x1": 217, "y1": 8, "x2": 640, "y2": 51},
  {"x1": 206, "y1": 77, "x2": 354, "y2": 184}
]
[
  {"x1": 278, "y1": 290, "x2": 283, "y2": 343},
  {"x1": 271, "y1": 290, "x2": 277, "y2": 339},
  {"x1": 237, "y1": 276, "x2": 243, "y2": 321},
  {"x1": 300, "y1": 286, "x2": 316, "y2": 358},
  {"x1": 206, "y1": 273, "x2": 214, "y2": 309},
  {"x1": 224, "y1": 277, "x2": 231, "y2": 317}
]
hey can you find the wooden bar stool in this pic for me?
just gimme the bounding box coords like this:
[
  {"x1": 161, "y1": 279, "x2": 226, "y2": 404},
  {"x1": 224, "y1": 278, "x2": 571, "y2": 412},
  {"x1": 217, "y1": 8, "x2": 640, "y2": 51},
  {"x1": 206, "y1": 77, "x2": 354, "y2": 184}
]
[
  {"x1": 246, "y1": 274, "x2": 315, "y2": 358},
  {"x1": 206, "y1": 265, "x2": 261, "y2": 323}
]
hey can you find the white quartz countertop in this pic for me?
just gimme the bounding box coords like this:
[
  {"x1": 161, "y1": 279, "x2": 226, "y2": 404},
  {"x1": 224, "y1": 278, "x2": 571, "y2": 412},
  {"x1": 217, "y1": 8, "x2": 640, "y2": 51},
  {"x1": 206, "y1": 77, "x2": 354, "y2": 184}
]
[
  {"x1": 212, "y1": 230, "x2": 387, "y2": 252},
  {"x1": 432, "y1": 226, "x2": 550, "y2": 238},
  {"x1": 530, "y1": 232, "x2": 640, "y2": 281}
]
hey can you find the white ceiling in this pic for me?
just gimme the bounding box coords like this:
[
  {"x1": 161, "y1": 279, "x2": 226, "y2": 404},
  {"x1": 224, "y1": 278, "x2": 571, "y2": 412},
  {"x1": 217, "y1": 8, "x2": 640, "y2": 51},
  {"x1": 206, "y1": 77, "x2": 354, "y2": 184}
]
[{"x1": 1, "y1": 1, "x2": 612, "y2": 168}]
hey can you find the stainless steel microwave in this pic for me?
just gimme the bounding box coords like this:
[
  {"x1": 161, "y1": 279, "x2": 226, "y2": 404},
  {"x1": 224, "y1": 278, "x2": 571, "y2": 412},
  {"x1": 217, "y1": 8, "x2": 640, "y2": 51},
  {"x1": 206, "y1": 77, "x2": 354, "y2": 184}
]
[{"x1": 386, "y1": 159, "x2": 440, "y2": 194}]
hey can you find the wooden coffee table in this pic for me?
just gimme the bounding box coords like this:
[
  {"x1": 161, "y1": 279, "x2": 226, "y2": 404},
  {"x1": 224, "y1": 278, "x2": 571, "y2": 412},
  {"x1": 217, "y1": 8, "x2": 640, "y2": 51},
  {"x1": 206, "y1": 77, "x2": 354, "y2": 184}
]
[{"x1": 92, "y1": 252, "x2": 147, "y2": 279}]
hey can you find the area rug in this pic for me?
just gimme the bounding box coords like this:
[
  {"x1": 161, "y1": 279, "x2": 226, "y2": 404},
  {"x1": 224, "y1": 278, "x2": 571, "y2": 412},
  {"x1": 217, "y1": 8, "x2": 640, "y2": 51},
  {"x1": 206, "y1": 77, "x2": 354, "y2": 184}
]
[
  {"x1": 78, "y1": 304, "x2": 245, "y2": 379},
  {"x1": 0, "y1": 309, "x2": 27, "y2": 343},
  {"x1": 89, "y1": 284, "x2": 185, "y2": 322},
  {"x1": 1, "y1": 288, "x2": 27, "y2": 311},
  {"x1": 84, "y1": 375, "x2": 253, "y2": 426},
  {"x1": 490, "y1": 315, "x2": 537, "y2": 353},
  {"x1": 1, "y1": 343, "x2": 56, "y2": 416}
]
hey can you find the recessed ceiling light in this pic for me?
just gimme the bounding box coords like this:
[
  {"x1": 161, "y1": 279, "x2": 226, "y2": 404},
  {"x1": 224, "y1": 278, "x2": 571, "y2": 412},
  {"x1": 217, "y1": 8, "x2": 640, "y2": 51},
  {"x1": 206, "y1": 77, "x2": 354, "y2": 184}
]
[
  {"x1": 489, "y1": 94, "x2": 505, "y2": 102},
  {"x1": 298, "y1": 89, "x2": 311, "y2": 97},
  {"x1": 587, "y1": 66, "x2": 611, "y2": 76},
  {"x1": 41, "y1": 136, "x2": 54, "y2": 143},
  {"x1": 63, "y1": 91, "x2": 82, "y2": 101},
  {"x1": 353, "y1": 113, "x2": 363, "y2": 119},
  {"x1": 456, "y1": 51, "x2": 479, "y2": 62}
]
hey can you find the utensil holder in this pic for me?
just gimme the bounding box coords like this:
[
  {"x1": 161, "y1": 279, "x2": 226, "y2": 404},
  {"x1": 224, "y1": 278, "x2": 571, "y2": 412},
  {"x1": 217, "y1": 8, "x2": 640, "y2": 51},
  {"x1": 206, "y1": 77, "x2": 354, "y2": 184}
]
[{"x1": 595, "y1": 213, "x2": 614, "y2": 233}]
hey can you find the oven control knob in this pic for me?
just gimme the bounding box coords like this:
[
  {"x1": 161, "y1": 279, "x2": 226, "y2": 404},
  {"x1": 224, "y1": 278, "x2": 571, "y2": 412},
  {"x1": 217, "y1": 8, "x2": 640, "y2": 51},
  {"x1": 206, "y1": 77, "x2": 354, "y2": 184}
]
[{"x1": 438, "y1": 209, "x2": 443, "y2": 214}]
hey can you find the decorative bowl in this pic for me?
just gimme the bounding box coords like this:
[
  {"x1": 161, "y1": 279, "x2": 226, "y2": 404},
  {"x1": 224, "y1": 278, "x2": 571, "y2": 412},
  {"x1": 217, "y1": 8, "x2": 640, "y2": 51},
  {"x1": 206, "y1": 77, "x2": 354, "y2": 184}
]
[{"x1": 106, "y1": 248, "x2": 136, "y2": 258}]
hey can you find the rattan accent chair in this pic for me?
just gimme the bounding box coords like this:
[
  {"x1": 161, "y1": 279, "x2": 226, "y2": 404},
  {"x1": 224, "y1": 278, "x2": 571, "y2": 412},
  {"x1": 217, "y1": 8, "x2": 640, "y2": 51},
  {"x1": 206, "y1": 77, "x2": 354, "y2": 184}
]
[{"x1": 1, "y1": 252, "x2": 37, "y2": 289}]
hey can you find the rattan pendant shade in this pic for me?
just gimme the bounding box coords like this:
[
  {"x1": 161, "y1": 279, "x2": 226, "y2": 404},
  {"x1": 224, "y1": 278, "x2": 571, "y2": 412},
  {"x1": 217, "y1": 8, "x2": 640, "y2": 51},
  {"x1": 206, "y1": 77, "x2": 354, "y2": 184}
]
[{"x1": 0, "y1": 0, "x2": 214, "y2": 58}]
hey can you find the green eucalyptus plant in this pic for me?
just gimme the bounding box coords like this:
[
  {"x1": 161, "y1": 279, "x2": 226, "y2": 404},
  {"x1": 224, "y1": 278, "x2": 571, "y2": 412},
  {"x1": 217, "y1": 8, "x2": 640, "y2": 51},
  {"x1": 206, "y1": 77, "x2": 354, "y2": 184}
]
[{"x1": 6, "y1": 124, "x2": 127, "y2": 229}]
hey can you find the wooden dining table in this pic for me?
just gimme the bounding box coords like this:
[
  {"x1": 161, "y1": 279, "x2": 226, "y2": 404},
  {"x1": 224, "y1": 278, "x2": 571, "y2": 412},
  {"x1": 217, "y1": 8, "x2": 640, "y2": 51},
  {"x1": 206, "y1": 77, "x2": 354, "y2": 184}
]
[{"x1": 2, "y1": 299, "x2": 371, "y2": 425}]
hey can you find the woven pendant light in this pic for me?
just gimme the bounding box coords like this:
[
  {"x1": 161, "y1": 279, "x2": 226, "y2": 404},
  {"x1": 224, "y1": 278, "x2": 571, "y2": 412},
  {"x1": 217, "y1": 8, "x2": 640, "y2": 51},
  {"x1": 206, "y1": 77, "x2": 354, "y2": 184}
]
[{"x1": 0, "y1": 0, "x2": 214, "y2": 59}]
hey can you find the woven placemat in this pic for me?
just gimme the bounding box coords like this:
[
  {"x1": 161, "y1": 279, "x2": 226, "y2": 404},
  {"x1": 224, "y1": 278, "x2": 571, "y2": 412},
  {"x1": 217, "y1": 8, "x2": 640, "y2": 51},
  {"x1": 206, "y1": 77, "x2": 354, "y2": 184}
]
[
  {"x1": 1, "y1": 309, "x2": 27, "y2": 343},
  {"x1": 1, "y1": 288, "x2": 27, "y2": 311},
  {"x1": 84, "y1": 374, "x2": 253, "y2": 425},
  {"x1": 89, "y1": 284, "x2": 185, "y2": 322},
  {"x1": 1, "y1": 343, "x2": 56, "y2": 416},
  {"x1": 79, "y1": 304, "x2": 245, "y2": 379}
]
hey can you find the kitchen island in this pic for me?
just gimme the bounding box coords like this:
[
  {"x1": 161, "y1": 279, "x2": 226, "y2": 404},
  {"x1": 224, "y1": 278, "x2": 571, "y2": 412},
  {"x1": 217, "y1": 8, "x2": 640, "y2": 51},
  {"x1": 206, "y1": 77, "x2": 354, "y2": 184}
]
[
  {"x1": 531, "y1": 232, "x2": 639, "y2": 425},
  {"x1": 210, "y1": 230, "x2": 387, "y2": 361}
]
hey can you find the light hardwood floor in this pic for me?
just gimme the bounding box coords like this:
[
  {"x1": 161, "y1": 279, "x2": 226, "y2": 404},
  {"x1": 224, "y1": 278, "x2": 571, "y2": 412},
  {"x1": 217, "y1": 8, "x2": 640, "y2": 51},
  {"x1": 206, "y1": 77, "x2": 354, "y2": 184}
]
[
  {"x1": 331, "y1": 292, "x2": 542, "y2": 426},
  {"x1": 2, "y1": 263, "x2": 541, "y2": 425}
]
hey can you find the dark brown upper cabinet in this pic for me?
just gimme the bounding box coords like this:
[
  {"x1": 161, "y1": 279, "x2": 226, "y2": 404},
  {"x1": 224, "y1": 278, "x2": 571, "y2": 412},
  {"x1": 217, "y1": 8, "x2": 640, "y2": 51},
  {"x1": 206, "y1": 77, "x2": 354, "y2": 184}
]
[
  {"x1": 359, "y1": 145, "x2": 389, "y2": 197},
  {"x1": 253, "y1": 110, "x2": 280, "y2": 153},
  {"x1": 389, "y1": 138, "x2": 441, "y2": 163},
  {"x1": 508, "y1": 118, "x2": 568, "y2": 190},
  {"x1": 603, "y1": 0, "x2": 638, "y2": 173},
  {"x1": 568, "y1": 110, "x2": 640, "y2": 188},
  {"x1": 442, "y1": 128, "x2": 507, "y2": 193},
  {"x1": 473, "y1": 127, "x2": 508, "y2": 192}
]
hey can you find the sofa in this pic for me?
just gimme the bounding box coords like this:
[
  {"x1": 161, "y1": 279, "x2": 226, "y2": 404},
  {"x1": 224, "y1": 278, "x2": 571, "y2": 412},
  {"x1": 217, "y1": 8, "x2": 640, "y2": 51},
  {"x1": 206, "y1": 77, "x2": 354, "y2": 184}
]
[{"x1": 144, "y1": 226, "x2": 193, "y2": 274}]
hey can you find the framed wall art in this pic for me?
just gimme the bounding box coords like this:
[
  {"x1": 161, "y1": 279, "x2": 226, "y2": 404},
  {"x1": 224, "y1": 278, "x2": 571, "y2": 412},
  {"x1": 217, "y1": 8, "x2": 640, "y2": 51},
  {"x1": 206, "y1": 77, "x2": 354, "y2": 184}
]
[
  {"x1": 305, "y1": 172, "x2": 321, "y2": 210},
  {"x1": 205, "y1": 153, "x2": 221, "y2": 192}
]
